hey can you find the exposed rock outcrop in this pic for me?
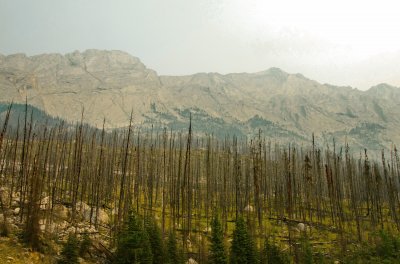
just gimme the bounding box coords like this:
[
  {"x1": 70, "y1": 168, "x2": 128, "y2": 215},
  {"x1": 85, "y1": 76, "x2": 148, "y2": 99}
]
[{"x1": 1, "y1": 49, "x2": 400, "y2": 153}]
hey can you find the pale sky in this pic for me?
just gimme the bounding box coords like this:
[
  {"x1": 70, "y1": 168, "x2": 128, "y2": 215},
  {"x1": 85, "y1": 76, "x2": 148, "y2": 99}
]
[{"x1": 1, "y1": 0, "x2": 400, "y2": 90}]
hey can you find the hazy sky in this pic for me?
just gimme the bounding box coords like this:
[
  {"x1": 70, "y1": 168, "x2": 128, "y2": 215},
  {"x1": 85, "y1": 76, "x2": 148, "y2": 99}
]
[{"x1": 1, "y1": 0, "x2": 400, "y2": 89}]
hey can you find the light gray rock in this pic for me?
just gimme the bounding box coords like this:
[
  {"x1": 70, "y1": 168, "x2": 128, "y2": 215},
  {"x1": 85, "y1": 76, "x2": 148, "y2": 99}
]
[
  {"x1": 59, "y1": 220, "x2": 68, "y2": 230},
  {"x1": 0, "y1": 187, "x2": 10, "y2": 205},
  {"x1": 297, "y1": 223, "x2": 306, "y2": 232},
  {"x1": 13, "y1": 207, "x2": 20, "y2": 215},
  {"x1": 53, "y1": 204, "x2": 69, "y2": 220},
  {"x1": 186, "y1": 258, "x2": 198, "y2": 264},
  {"x1": 97, "y1": 208, "x2": 110, "y2": 224},
  {"x1": 244, "y1": 204, "x2": 254, "y2": 212},
  {"x1": 40, "y1": 196, "x2": 51, "y2": 210},
  {"x1": 1, "y1": 50, "x2": 400, "y2": 154}
]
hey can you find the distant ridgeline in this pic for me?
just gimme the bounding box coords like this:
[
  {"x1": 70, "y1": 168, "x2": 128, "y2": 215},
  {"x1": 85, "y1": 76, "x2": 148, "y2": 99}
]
[
  {"x1": 0, "y1": 102, "x2": 393, "y2": 161},
  {"x1": 0, "y1": 102, "x2": 68, "y2": 130},
  {"x1": 143, "y1": 106, "x2": 306, "y2": 141},
  {"x1": 1, "y1": 50, "x2": 399, "y2": 156},
  {"x1": 0, "y1": 102, "x2": 305, "y2": 143},
  {"x1": 0, "y1": 103, "x2": 303, "y2": 142}
]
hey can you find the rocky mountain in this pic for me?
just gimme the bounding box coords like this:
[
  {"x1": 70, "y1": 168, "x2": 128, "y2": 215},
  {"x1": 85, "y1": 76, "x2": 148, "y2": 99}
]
[{"x1": 1, "y1": 49, "x2": 399, "y2": 153}]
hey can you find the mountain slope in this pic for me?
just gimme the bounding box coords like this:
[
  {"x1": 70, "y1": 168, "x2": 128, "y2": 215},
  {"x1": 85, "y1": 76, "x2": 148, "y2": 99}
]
[
  {"x1": 0, "y1": 103, "x2": 67, "y2": 130},
  {"x1": 1, "y1": 50, "x2": 399, "y2": 152}
]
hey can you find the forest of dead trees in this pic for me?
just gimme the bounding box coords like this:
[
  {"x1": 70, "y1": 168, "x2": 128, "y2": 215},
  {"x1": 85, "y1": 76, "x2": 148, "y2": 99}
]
[{"x1": 1, "y1": 103, "x2": 400, "y2": 263}]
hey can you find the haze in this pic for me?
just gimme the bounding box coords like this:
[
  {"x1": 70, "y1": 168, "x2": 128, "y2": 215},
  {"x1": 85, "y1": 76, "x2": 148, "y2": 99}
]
[{"x1": 1, "y1": 0, "x2": 399, "y2": 90}]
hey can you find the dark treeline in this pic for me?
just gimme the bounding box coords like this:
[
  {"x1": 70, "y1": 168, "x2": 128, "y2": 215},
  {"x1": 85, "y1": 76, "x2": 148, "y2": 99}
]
[{"x1": 1, "y1": 103, "x2": 400, "y2": 263}]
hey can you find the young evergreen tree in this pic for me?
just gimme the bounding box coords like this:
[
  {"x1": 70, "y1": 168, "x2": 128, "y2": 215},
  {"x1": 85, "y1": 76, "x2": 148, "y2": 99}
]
[
  {"x1": 145, "y1": 217, "x2": 165, "y2": 264},
  {"x1": 0, "y1": 221, "x2": 9, "y2": 237},
  {"x1": 299, "y1": 234, "x2": 314, "y2": 264},
  {"x1": 58, "y1": 233, "x2": 79, "y2": 264},
  {"x1": 165, "y1": 231, "x2": 182, "y2": 264},
  {"x1": 261, "y1": 237, "x2": 289, "y2": 264},
  {"x1": 209, "y1": 216, "x2": 227, "y2": 264},
  {"x1": 79, "y1": 233, "x2": 91, "y2": 257},
  {"x1": 113, "y1": 211, "x2": 153, "y2": 264},
  {"x1": 229, "y1": 217, "x2": 258, "y2": 264},
  {"x1": 346, "y1": 230, "x2": 400, "y2": 263},
  {"x1": 375, "y1": 229, "x2": 400, "y2": 260}
]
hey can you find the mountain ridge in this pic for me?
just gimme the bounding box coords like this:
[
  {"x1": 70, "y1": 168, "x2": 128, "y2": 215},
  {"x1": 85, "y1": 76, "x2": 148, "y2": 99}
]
[{"x1": 1, "y1": 49, "x2": 399, "y2": 152}]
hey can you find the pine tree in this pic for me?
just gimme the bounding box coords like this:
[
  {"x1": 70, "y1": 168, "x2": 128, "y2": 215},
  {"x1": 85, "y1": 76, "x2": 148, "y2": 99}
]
[
  {"x1": 141, "y1": 231, "x2": 154, "y2": 264},
  {"x1": 299, "y1": 234, "x2": 313, "y2": 264},
  {"x1": 229, "y1": 217, "x2": 258, "y2": 264},
  {"x1": 113, "y1": 211, "x2": 153, "y2": 264},
  {"x1": 375, "y1": 229, "x2": 400, "y2": 260},
  {"x1": 166, "y1": 231, "x2": 182, "y2": 264},
  {"x1": 145, "y1": 217, "x2": 165, "y2": 264},
  {"x1": 209, "y1": 217, "x2": 227, "y2": 264},
  {"x1": 261, "y1": 237, "x2": 289, "y2": 264},
  {"x1": 58, "y1": 233, "x2": 79, "y2": 264},
  {"x1": 79, "y1": 233, "x2": 91, "y2": 257}
]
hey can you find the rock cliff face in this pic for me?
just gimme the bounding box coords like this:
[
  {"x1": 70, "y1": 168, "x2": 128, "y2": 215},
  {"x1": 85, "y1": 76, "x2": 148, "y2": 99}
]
[
  {"x1": 1, "y1": 49, "x2": 399, "y2": 152},
  {"x1": 0, "y1": 50, "x2": 161, "y2": 127}
]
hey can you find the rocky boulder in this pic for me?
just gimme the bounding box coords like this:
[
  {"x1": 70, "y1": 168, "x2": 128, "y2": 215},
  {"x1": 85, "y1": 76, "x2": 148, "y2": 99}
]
[
  {"x1": 244, "y1": 204, "x2": 254, "y2": 212},
  {"x1": 53, "y1": 204, "x2": 69, "y2": 220},
  {"x1": 0, "y1": 187, "x2": 10, "y2": 205}
]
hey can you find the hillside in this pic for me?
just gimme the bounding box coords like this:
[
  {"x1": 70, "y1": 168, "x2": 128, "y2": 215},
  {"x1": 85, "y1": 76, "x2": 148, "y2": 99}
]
[
  {"x1": 1, "y1": 50, "x2": 399, "y2": 152},
  {"x1": 0, "y1": 103, "x2": 67, "y2": 130}
]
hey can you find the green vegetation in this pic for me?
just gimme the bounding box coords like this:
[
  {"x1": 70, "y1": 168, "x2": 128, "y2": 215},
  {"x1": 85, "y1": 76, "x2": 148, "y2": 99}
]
[
  {"x1": 345, "y1": 230, "x2": 400, "y2": 263},
  {"x1": 79, "y1": 233, "x2": 91, "y2": 257},
  {"x1": 144, "y1": 217, "x2": 165, "y2": 264},
  {"x1": 0, "y1": 103, "x2": 65, "y2": 128},
  {"x1": 229, "y1": 218, "x2": 258, "y2": 264},
  {"x1": 166, "y1": 231, "x2": 182, "y2": 264},
  {"x1": 261, "y1": 237, "x2": 290, "y2": 264},
  {"x1": 1, "y1": 103, "x2": 400, "y2": 263},
  {"x1": 58, "y1": 233, "x2": 79, "y2": 264},
  {"x1": 297, "y1": 234, "x2": 314, "y2": 264},
  {"x1": 209, "y1": 216, "x2": 227, "y2": 264},
  {"x1": 113, "y1": 211, "x2": 153, "y2": 264}
]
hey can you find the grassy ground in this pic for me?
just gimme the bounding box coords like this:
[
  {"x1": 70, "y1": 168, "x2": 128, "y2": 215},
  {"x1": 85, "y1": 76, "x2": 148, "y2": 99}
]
[
  {"x1": 0, "y1": 236, "x2": 98, "y2": 264},
  {"x1": 0, "y1": 237, "x2": 53, "y2": 264}
]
